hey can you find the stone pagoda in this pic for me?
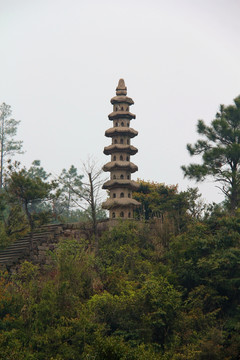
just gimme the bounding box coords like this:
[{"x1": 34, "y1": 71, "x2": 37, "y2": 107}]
[{"x1": 102, "y1": 79, "x2": 140, "y2": 219}]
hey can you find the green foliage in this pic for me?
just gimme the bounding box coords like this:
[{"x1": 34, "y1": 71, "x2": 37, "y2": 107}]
[
  {"x1": 83, "y1": 334, "x2": 162, "y2": 360},
  {"x1": 168, "y1": 218, "x2": 240, "y2": 298},
  {"x1": 165, "y1": 217, "x2": 240, "y2": 358},
  {"x1": 53, "y1": 238, "x2": 96, "y2": 303},
  {"x1": 0, "y1": 219, "x2": 239, "y2": 358},
  {"x1": 133, "y1": 181, "x2": 180, "y2": 220},
  {"x1": 89, "y1": 275, "x2": 181, "y2": 347},
  {"x1": 182, "y1": 96, "x2": 240, "y2": 213},
  {"x1": 4, "y1": 204, "x2": 28, "y2": 236},
  {"x1": 6, "y1": 164, "x2": 52, "y2": 206},
  {"x1": 0, "y1": 102, "x2": 23, "y2": 188},
  {"x1": 0, "y1": 191, "x2": 28, "y2": 248},
  {"x1": 28, "y1": 160, "x2": 51, "y2": 181},
  {"x1": 98, "y1": 221, "x2": 155, "y2": 288},
  {"x1": 133, "y1": 181, "x2": 205, "y2": 237},
  {"x1": 0, "y1": 221, "x2": 10, "y2": 248},
  {"x1": 54, "y1": 164, "x2": 106, "y2": 225},
  {"x1": 5, "y1": 162, "x2": 53, "y2": 230},
  {"x1": 56, "y1": 165, "x2": 83, "y2": 220}
]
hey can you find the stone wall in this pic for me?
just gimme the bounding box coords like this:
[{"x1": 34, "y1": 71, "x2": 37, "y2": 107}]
[{"x1": 0, "y1": 220, "x2": 110, "y2": 273}]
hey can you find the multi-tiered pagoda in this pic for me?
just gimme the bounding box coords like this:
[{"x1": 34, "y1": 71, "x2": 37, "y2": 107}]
[{"x1": 102, "y1": 79, "x2": 140, "y2": 219}]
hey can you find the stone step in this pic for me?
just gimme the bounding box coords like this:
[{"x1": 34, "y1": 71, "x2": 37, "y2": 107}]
[
  {"x1": 0, "y1": 257, "x2": 18, "y2": 264},
  {"x1": 0, "y1": 235, "x2": 53, "y2": 251},
  {"x1": 0, "y1": 253, "x2": 28, "y2": 261},
  {"x1": 41, "y1": 224, "x2": 63, "y2": 231},
  {"x1": 0, "y1": 248, "x2": 30, "y2": 255},
  {"x1": 0, "y1": 248, "x2": 29, "y2": 255},
  {"x1": 0, "y1": 223, "x2": 65, "y2": 267},
  {"x1": 21, "y1": 232, "x2": 53, "y2": 239},
  {"x1": 0, "y1": 248, "x2": 30, "y2": 256},
  {"x1": 0, "y1": 244, "x2": 29, "y2": 252},
  {"x1": 0, "y1": 240, "x2": 30, "y2": 252},
  {"x1": 0, "y1": 237, "x2": 49, "y2": 250},
  {"x1": 3, "y1": 240, "x2": 30, "y2": 247},
  {"x1": 14, "y1": 235, "x2": 52, "y2": 242},
  {"x1": 0, "y1": 256, "x2": 26, "y2": 263},
  {"x1": 0, "y1": 251, "x2": 25, "y2": 259}
]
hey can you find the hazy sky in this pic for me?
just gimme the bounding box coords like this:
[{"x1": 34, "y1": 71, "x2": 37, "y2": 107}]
[{"x1": 1, "y1": 0, "x2": 240, "y2": 203}]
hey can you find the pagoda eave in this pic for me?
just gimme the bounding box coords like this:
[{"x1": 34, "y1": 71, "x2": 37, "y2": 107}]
[
  {"x1": 108, "y1": 111, "x2": 136, "y2": 120},
  {"x1": 102, "y1": 198, "x2": 141, "y2": 209},
  {"x1": 105, "y1": 127, "x2": 138, "y2": 138},
  {"x1": 104, "y1": 144, "x2": 138, "y2": 155},
  {"x1": 103, "y1": 161, "x2": 138, "y2": 173},
  {"x1": 102, "y1": 179, "x2": 140, "y2": 190},
  {"x1": 110, "y1": 96, "x2": 134, "y2": 105}
]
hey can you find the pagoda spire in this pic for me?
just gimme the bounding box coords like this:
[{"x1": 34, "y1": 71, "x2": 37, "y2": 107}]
[
  {"x1": 102, "y1": 79, "x2": 140, "y2": 219},
  {"x1": 116, "y1": 78, "x2": 127, "y2": 95}
]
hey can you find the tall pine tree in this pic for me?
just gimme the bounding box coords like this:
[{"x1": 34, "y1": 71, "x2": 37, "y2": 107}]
[
  {"x1": 0, "y1": 103, "x2": 23, "y2": 188},
  {"x1": 182, "y1": 95, "x2": 240, "y2": 214}
]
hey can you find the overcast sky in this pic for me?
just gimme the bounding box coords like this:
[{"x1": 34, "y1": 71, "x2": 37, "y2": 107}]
[{"x1": 1, "y1": 0, "x2": 240, "y2": 204}]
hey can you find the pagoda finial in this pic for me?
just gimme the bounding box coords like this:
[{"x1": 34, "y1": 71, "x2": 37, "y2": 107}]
[{"x1": 116, "y1": 78, "x2": 127, "y2": 95}]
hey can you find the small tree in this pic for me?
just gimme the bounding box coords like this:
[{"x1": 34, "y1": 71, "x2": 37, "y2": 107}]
[
  {"x1": 81, "y1": 159, "x2": 106, "y2": 240},
  {"x1": 133, "y1": 181, "x2": 180, "y2": 221},
  {"x1": 0, "y1": 103, "x2": 23, "y2": 189},
  {"x1": 182, "y1": 96, "x2": 240, "y2": 214},
  {"x1": 133, "y1": 181, "x2": 205, "y2": 236},
  {"x1": 5, "y1": 162, "x2": 53, "y2": 248},
  {"x1": 58, "y1": 159, "x2": 106, "y2": 250},
  {"x1": 57, "y1": 165, "x2": 83, "y2": 220}
]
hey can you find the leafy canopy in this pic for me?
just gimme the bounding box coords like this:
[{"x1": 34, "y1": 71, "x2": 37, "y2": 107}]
[
  {"x1": 5, "y1": 162, "x2": 53, "y2": 230},
  {"x1": 0, "y1": 103, "x2": 23, "y2": 188},
  {"x1": 182, "y1": 96, "x2": 240, "y2": 213}
]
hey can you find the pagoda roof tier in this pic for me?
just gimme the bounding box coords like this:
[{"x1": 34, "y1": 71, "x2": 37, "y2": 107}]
[
  {"x1": 102, "y1": 198, "x2": 141, "y2": 209},
  {"x1": 104, "y1": 144, "x2": 138, "y2": 155},
  {"x1": 105, "y1": 127, "x2": 138, "y2": 138},
  {"x1": 108, "y1": 111, "x2": 136, "y2": 120},
  {"x1": 103, "y1": 161, "x2": 138, "y2": 173},
  {"x1": 110, "y1": 96, "x2": 134, "y2": 105},
  {"x1": 102, "y1": 179, "x2": 140, "y2": 190}
]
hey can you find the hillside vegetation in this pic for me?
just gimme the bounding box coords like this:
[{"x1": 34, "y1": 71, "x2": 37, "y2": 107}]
[{"x1": 0, "y1": 211, "x2": 239, "y2": 359}]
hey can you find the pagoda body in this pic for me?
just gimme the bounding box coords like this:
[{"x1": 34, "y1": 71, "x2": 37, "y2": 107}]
[{"x1": 102, "y1": 79, "x2": 140, "y2": 219}]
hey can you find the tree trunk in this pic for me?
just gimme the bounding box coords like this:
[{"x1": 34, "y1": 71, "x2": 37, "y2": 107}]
[
  {"x1": 88, "y1": 172, "x2": 98, "y2": 253},
  {"x1": 230, "y1": 166, "x2": 238, "y2": 215},
  {"x1": 24, "y1": 201, "x2": 34, "y2": 253},
  {"x1": 0, "y1": 116, "x2": 4, "y2": 189}
]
